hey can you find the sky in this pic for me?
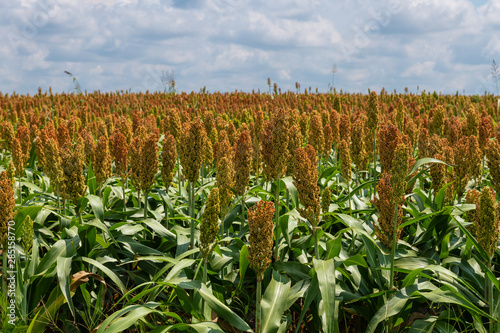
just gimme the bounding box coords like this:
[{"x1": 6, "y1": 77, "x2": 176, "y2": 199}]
[{"x1": 1, "y1": 0, "x2": 499, "y2": 96}]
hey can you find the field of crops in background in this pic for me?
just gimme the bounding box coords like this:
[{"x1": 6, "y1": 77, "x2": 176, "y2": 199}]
[{"x1": 0, "y1": 89, "x2": 499, "y2": 332}]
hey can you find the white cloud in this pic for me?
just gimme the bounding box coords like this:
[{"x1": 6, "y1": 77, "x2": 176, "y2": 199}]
[
  {"x1": 0, "y1": 0, "x2": 498, "y2": 95},
  {"x1": 402, "y1": 61, "x2": 435, "y2": 78}
]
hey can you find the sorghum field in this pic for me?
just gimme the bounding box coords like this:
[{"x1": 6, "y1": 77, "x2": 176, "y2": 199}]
[{"x1": 0, "y1": 89, "x2": 499, "y2": 333}]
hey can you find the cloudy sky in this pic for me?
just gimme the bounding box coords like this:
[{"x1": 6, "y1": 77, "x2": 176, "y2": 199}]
[{"x1": 1, "y1": 0, "x2": 499, "y2": 95}]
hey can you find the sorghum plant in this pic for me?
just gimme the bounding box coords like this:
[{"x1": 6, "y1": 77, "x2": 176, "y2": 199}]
[
  {"x1": 93, "y1": 135, "x2": 112, "y2": 192},
  {"x1": 294, "y1": 144, "x2": 322, "y2": 259},
  {"x1": 486, "y1": 139, "x2": 500, "y2": 194},
  {"x1": 200, "y1": 187, "x2": 220, "y2": 283},
  {"x1": 247, "y1": 200, "x2": 275, "y2": 333}
]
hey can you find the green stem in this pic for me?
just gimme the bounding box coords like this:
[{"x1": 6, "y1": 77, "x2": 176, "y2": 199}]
[
  {"x1": 347, "y1": 181, "x2": 352, "y2": 217},
  {"x1": 389, "y1": 203, "x2": 399, "y2": 291},
  {"x1": 164, "y1": 187, "x2": 169, "y2": 229},
  {"x1": 122, "y1": 177, "x2": 127, "y2": 222},
  {"x1": 487, "y1": 259, "x2": 496, "y2": 333},
  {"x1": 286, "y1": 188, "x2": 290, "y2": 210},
  {"x1": 190, "y1": 182, "x2": 195, "y2": 254},
  {"x1": 18, "y1": 174, "x2": 21, "y2": 205},
  {"x1": 202, "y1": 257, "x2": 208, "y2": 320},
  {"x1": 177, "y1": 155, "x2": 181, "y2": 193},
  {"x1": 372, "y1": 132, "x2": 377, "y2": 199},
  {"x1": 240, "y1": 195, "x2": 245, "y2": 231},
  {"x1": 56, "y1": 186, "x2": 61, "y2": 223},
  {"x1": 144, "y1": 190, "x2": 148, "y2": 218},
  {"x1": 256, "y1": 277, "x2": 262, "y2": 333},
  {"x1": 274, "y1": 172, "x2": 281, "y2": 261},
  {"x1": 313, "y1": 228, "x2": 319, "y2": 259},
  {"x1": 2, "y1": 243, "x2": 7, "y2": 305}
]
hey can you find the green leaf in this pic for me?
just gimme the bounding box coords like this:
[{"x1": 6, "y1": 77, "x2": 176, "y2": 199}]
[
  {"x1": 408, "y1": 157, "x2": 449, "y2": 179},
  {"x1": 260, "y1": 270, "x2": 292, "y2": 333},
  {"x1": 197, "y1": 284, "x2": 252, "y2": 332},
  {"x1": 96, "y1": 302, "x2": 160, "y2": 333},
  {"x1": 141, "y1": 218, "x2": 176, "y2": 243},
  {"x1": 313, "y1": 258, "x2": 338, "y2": 333},
  {"x1": 149, "y1": 322, "x2": 225, "y2": 333},
  {"x1": 239, "y1": 245, "x2": 249, "y2": 289},
  {"x1": 81, "y1": 256, "x2": 126, "y2": 293},
  {"x1": 86, "y1": 194, "x2": 104, "y2": 223},
  {"x1": 434, "y1": 181, "x2": 453, "y2": 210},
  {"x1": 294, "y1": 272, "x2": 319, "y2": 333},
  {"x1": 87, "y1": 161, "x2": 97, "y2": 195},
  {"x1": 419, "y1": 288, "x2": 494, "y2": 320},
  {"x1": 366, "y1": 285, "x2": 418, "y2": 333},
  {"x1": 56, "y1": 256, "x2": 75, "y2": 317},
  {"x1": 35, "y1": 236, "x2": 80, "y2": 276}
]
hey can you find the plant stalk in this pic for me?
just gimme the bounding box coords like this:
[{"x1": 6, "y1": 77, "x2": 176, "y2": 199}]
[
  {"x1": 313, "y1": 227, "x2": 319, "y2": 259},
  {"x1": 189, "y1": 182, "x2": 195, "y2": 255},
  {"x1": 256, "y1": 277, "x2": 262, "y2": 333},
  {"x1": 389, "y1": 203, "x2": 399, "y2": 291},
  {"x1": 274, "y1": 172, "x2": 281, "y2": 261},
  {"x1": 144, "y1": 190, "x2": 148, "y2": 218},
  {"x1": 372, "y1": 132, "x2": 377, "y2": 199},
  {"x1": 122, "y1": 177, "x2": 127, "y2": 222}
]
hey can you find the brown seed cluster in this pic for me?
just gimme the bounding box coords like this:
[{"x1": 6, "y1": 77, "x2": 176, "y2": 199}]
[
  {"x1": 308, "y1": 113, "x2": 324, "y2": 157},
  {"x1": 140, "y1": 131, "x2": 160, "y2": 193},
  {"x1": 430, "y1": 153, "x2": 446, "y2": 194},
  {"x1": 293, "y1": 145, "x2": 321, "y2": 225},
  {"x1": 94, "y1": 135, "x2": 112, "y2": 186},
  {"x1": 321, "y1": 186, "x2": 332, "y2": 222},
  {"x1": 60, "y1": 139, "x2": 86, "y2": 210},
  {"x1": 379, "y1": 123, "x2": 402, "y2": 173},
  {"x1": 486, "y1": 139, "x2": 500, "y2": 194},
  {"x1": 417, "y1": 127, "x2": 430, "y2": 160},
  {"x1": 286, "y1": 124, "x2": 303, "y2": 176},
  {"x1": 234, "y1": 125, "x2": 253, "y2": 196},
  {"x1": 200, "y1": 187, "x2": 220, "y2": 260},
  {"x1": 180, "y1": 119, "x2": 205, "y2": 184},
  {"x1": 430, "y1": 105, "x2": 445, "y2": 136},
  {"x1": 1, "y1": 121, "x2": 15, "y2": 151},
  {"x1": 247, "y1": 200, "x2": 275, "y2": 281},
  {"x1": 391, "y1": 143, "x2": 409, "y2": 200},
  {"x1": 112, "y1": 129, "x2": 128, "y2": 178},
  {"x1": 0, "y1": 171, "x2": 16, "y2": 247},
  {"x1": 367, "y1": 91, "x2": 379, "y2": 134},
  {"x1": 475, "y1": 187, "x2": 499, "y2": 259},
  {"x1": 323, "y1": 124, "x2": 333, "y2": 159},
  {"x1": 339, "y1": 139, "x2": 352, "y2": 184},
  {"x1": 465, "y1": 189, "x2": 481, "y2": 234},
  {"x1": 370, "y1": 172, "x2": 403, "y2": 249},
  {"x1": 216, "y1": 156, "x2": 234, "y2": 218},
  {"x1": 161, "y1": 131, "x2": 177, "y2": 189},
  {"x1": 271, "y1": 109, "x2": 289, "y2": 177},
  {"x1": 351, "y1": 115, "x2": 368, "y2": 170}
]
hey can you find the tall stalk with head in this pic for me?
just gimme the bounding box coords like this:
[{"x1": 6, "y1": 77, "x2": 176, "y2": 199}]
[
  {"x1": 0, "y1": 171, "x2": 16, "y2": 306},
  {"x1": 12, "y1": 126, "x2": 30, "y2": 203},
  {"x1": 247, "y1": 200, "x2": 275, "y2": 333},
  {"x1": 112, "y1": 130, "x2": 129, "y2": 220},
  {"x1": 339, "y1": 139, "x2": 352, "y2": 217},
  {"x1": 93, "y1": 135, "x2": 112, "y2": 198},
  {"x1": 367, "y1": 91, "x2": 379, "y2": 197},
  {"x1": 474, "y1": 186, "x2": 500, "y2": 332},
  {"x1": 270, "y1": 109, "x2": 289, "y2": 260},
  {"x1": 234, "y1": 125, "x2": 253, "y2": 229},
  {"x1": 161, "y1": 131, "x2": 177, "y2": 228},
  {"x1": 293, "y1": 145, "x2": 321, "y2": 259},
  {"x1": 139, "y1": 131, "x2": 159, "y2": 219},
  {"x1": 180, "y1": 119, "x2": 205, "y2": 252}
]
